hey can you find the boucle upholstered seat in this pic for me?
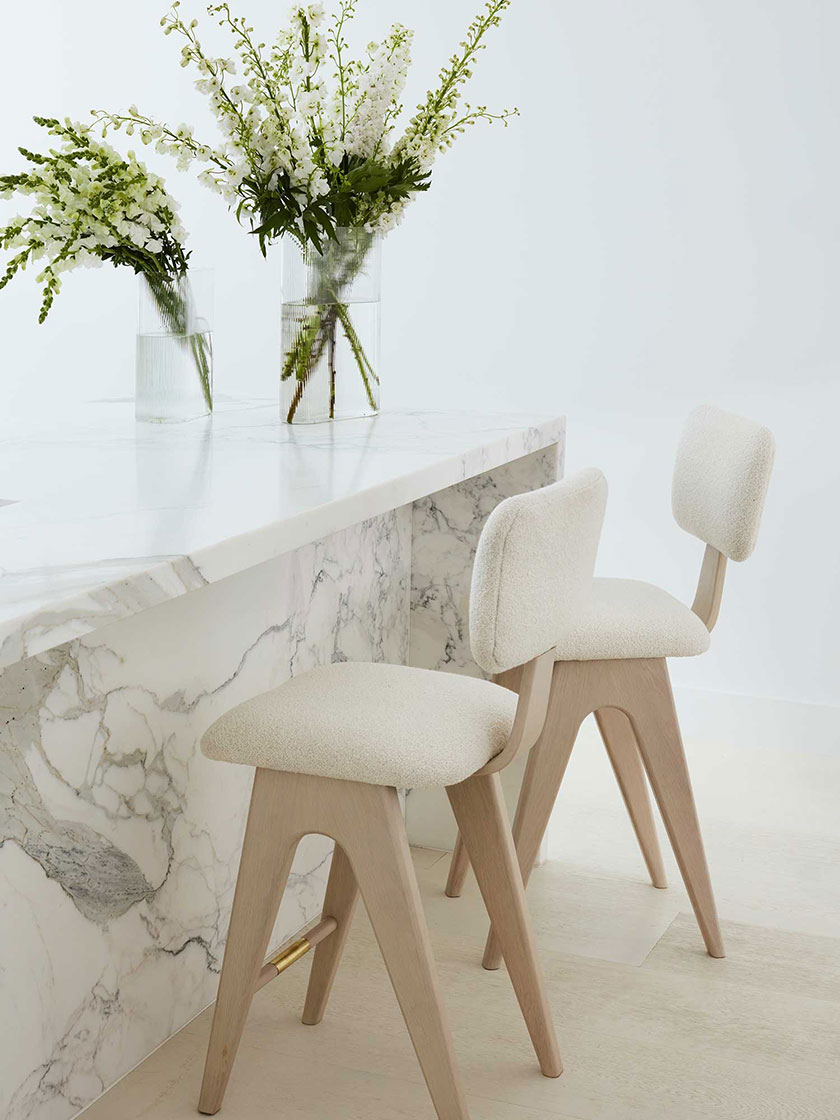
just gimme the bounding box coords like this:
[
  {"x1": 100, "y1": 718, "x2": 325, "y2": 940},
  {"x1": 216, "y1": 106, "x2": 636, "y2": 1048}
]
[
  {"x1": 202, "y1": 661, "x2": 518, "y2": 789},
  {"x1": 553, "y1": 577, "x2": 712, "y2": 661}
]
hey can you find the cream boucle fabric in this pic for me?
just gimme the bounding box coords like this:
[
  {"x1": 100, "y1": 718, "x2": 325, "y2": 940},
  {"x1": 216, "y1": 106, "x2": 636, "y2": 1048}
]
[
  {"x1": 553, "y1": 578, "x2": 711, "y2": 661},
  {"x1": 672, "y1": 405, "x2": 775, "y2": 562},
  {"x1": 201, "y1": 661, "x2": 518, "y2": 789},
  {"x1": 469, "y1": 469, "x2": 608, "y2": 676}
]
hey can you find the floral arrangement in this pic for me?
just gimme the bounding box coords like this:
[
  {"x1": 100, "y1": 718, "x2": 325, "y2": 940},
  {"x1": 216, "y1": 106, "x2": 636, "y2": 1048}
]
[
  {"x1": 93, "y1": 0, "x2": 516, "y2": 251},
  {"x1": 91, "y1": 0, "x2": 516, "y2": 421},
  {"x1": 0, "y1": 116, "x2": 212, "y2": 411}
]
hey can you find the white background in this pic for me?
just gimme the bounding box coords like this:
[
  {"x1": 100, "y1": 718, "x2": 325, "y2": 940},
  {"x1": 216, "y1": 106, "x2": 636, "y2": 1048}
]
[{"x1": 1, "y1": 0, "x2": 838, "y2": 708}]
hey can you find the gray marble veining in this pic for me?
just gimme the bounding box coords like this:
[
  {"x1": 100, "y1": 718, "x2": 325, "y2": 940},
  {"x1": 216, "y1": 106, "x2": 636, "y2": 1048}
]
[{"x1": 1, "y1": 510, "x2": 409, "y2": 1120}]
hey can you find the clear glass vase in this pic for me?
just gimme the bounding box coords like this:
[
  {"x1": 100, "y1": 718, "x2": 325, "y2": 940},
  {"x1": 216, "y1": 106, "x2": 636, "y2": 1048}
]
[
  {"x1": 136, "y1": 269, "x2": 214, "y2": 423},
  {"x1": 281, "y1": 229, "x2": 381, "y2": 424}
]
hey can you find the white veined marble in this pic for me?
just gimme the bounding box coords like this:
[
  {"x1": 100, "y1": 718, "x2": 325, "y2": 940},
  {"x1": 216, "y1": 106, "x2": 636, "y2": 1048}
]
[
  {"x1": 0, "y1": 509, "x2": 411, "y2": 1120},
  {"x1": 0, "y1": 401, "x2": 564, "y2": 669}
]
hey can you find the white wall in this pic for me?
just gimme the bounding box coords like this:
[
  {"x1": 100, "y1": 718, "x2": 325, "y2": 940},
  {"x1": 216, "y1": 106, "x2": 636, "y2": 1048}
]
[{"x1": 1, "y1": 1, "x2": 838, "y2": 705}]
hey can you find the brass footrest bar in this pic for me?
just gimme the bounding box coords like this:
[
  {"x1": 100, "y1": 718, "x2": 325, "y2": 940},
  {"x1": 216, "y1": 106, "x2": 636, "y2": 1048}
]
[{"x1": 254, "y1": 917, "x2": 338, "y2": 992}]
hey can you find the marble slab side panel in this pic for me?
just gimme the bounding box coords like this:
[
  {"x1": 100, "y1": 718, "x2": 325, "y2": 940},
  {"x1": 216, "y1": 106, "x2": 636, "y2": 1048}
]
[
  {"x1": 406, "y1": 445, "x2": 562, "y2": 851},
  {"x1": 0, "y1": 508, "x2": 410, "y2": 1120}
]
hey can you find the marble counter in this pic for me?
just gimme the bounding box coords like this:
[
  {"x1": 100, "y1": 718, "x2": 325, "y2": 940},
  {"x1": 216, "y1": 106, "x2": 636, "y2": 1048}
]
[
  {"x1": 0, "y1": 401, "x2": 564, "y2": 1120},
  {"x1": 0, "y1": 402, "x2": 562, "y2": 669}
]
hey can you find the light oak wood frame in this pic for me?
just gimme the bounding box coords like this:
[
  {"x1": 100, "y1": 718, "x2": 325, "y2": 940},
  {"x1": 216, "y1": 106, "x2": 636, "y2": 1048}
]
[
  {"x1": 446, "y1": 550, "x2": 728, "y2": 967},
  {"x1": 198, "y1": 650, "x2": 561, "y2": 1119}
]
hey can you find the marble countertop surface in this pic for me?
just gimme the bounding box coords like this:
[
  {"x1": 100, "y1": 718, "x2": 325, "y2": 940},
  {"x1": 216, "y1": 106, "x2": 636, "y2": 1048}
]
[{"x1": 0, "y1": 399, "x2": 564, "y2": 669}]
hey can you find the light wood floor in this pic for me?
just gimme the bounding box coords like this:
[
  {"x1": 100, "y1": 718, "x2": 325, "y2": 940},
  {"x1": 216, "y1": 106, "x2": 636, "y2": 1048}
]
[{"x1": 82, "y1": 827, "x2": 840, "y2": 1120}]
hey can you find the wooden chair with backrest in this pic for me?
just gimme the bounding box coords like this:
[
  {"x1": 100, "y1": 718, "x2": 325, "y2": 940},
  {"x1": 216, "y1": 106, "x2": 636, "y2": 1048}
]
[
  {"x1": 196, "y1": 467, "x2": 610, "y2": 1119},
  {"x1": 445, "y1": 405, "x2": 775, "y2": 969}
]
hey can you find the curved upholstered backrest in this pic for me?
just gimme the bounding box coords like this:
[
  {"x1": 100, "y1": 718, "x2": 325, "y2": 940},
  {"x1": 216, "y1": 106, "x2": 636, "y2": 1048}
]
[
  {"x1": 470, "y1": 469, "x2": 608, "y2": 676},
  {"x1": 672, "y1": 405, "x2": 775, "y2": 563}
]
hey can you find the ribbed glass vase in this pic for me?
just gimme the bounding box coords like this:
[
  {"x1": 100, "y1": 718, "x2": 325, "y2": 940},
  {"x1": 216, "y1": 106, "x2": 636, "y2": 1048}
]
[
  {"x1": 135, "y1": 269, "x2": 214, "y2": 423},
  {"x1": 280, "y1": 229, "x2": 381, "y2": 424}
]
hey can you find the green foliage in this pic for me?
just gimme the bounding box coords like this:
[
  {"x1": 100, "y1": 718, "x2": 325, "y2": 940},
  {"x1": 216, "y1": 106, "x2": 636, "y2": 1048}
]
[{"x1": 249, "y1": 153, "x2": 430, "y2": 254}]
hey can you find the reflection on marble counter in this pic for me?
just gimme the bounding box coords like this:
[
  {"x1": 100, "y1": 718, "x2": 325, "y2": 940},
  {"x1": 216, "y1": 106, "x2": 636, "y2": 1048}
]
[{"x1": 0, "y1": 401, "x2": 563, "y2": 669}]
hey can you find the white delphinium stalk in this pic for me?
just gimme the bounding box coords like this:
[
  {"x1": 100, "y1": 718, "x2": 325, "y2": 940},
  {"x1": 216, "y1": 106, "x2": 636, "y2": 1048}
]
[
  {"x1": 344, "y1": 25, "x2": 412, "y2": 160},
  {"x1": 393, "y1": 0, "x2": 517, "y2": 175}
]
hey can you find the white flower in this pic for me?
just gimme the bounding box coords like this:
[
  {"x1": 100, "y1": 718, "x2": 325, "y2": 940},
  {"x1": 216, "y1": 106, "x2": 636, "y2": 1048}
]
[{"x1": 145, "y1": 237, "x2": 163, "y2": 254}]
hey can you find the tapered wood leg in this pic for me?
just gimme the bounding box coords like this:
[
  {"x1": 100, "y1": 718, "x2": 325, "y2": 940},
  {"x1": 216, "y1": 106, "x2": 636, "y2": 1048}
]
[
  {"x1": 595, "y1": 706, "x2": 668, "y2": 889},
  {"x1": 346, "y1": 783, "x2": 469, "y2": 1120},
  {"x1": 483, "y1": 673, "x2": 584, "y2": 970},
  {"x1": 199, "y1": 769, "x2": 299, "y2": 1114},
  {"x1": 449, "y1": 772, "x2": 563, "y2": 1077},
  {"x1": 626, "y1": 661, "x2": 725, "y2": 958},
  {"x1": 445, "y1": 831, "x2": 470, "y2": 897},
  {"x1": 301, "y1": 842, "x2": 359, "y2": 1025},
  {"x1": 444, "y1": 663, "x2": 524, "y2": 900}
]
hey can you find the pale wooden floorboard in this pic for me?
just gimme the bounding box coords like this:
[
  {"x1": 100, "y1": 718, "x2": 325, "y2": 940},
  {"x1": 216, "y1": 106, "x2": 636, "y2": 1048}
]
[
  {"x1": 644, "y1": 910, "x2": 840, "y2": 1003},
  {"x1": 82, "y1": 839, "x2": 840, "y2": 1120},
  {"x1": 421, "y1": 856, "x2": 682, "y2": 966},
  {"x1": 412, "y1": 846, "x2": 450, "y2": 870},
  {"x1": 547, "y1": 714, "x2": 840, "y2": 941}
]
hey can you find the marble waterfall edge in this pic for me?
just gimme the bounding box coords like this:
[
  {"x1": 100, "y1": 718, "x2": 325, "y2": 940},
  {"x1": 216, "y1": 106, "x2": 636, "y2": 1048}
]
[{"x1": 0, "y1": 510, "x2": 410, "y2": 1120}]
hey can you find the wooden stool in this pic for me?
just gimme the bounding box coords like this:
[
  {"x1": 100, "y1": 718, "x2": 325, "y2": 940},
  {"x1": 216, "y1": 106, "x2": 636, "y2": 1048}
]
[
  {"x1": 196, "y1": 469, "x2": 609, "y2": 1118},
  {"x1": 446, "y1": 405, "x2": 775, "y2": 968}
]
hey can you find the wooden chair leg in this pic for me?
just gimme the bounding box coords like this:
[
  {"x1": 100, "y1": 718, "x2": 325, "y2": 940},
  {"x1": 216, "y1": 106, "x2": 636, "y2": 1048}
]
[
  {"x1": 448, "y1": 772, "x2": 563, "y2": 1078},
  {"x1": 444, "y1": 663, "x2": 523, "y2": 900},
  {"x1": 626, "y1": 660, "x2": 725, "y2": 958},
  {"x1": 595, "y1": 706, "x2": 668, "y2": 889},
  {"x1": 445, "y1": 831, "x2": 470, "y2": 897},
  {"x1": 301, "y1": 842, "x2": 359, "y2": 1025},
  {"x1": 345, "y1": 783, "x2": 470, "y2": 1120},
  {"x1": 483, "y1": 677, "x2": 584, "y2": 970},
  {"x1": 199, "y1": 768, "x2": 299, "y2": 1115}
]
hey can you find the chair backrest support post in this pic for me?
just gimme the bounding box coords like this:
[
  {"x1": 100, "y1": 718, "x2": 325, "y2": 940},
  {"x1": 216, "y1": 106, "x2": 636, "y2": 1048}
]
[
  {"x1": 473, "y1": 649, "x2": 556, "y2": 777},
  {"x1": 691, "y1": 543, "x2": 728, "y2": 632}
]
